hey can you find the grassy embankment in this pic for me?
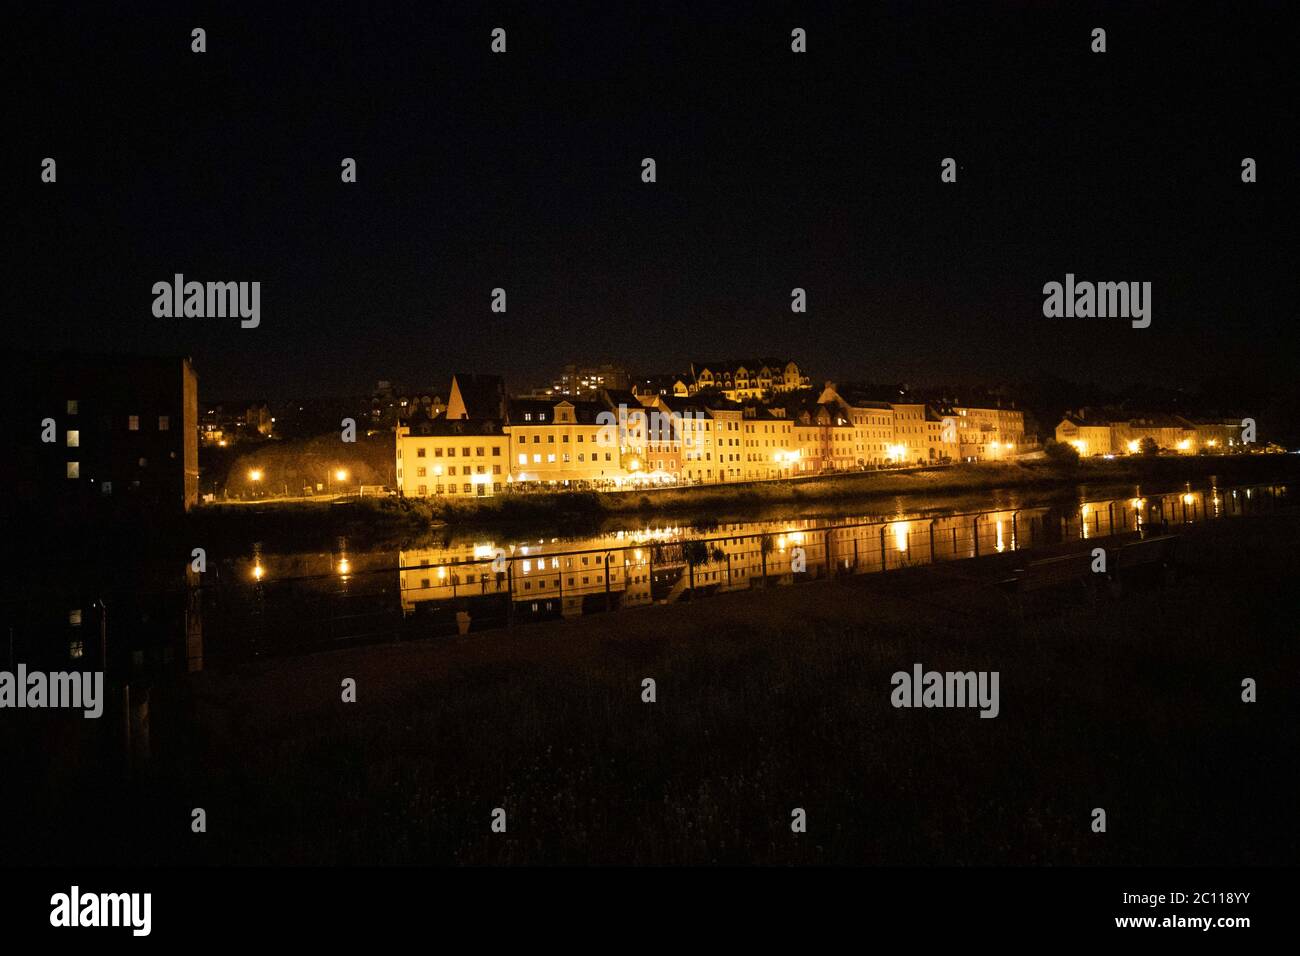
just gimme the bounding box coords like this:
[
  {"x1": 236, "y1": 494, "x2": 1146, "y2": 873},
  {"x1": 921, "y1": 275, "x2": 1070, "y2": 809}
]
[
  {"x1": 190, "y1": 453, "x2": 1298, "y2": 548},
  {"x1": 14, "y1": 508, "x2": 1297, "y2": 865}
]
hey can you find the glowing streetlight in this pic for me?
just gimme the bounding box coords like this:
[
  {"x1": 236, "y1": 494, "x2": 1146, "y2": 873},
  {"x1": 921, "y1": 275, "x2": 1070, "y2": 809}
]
[
  {"x1": 248, "y1": 468, "x2": 263, "y2": 482},
  {"x1": 335, "y1": 468, "x2": 348, "y2": 482}
]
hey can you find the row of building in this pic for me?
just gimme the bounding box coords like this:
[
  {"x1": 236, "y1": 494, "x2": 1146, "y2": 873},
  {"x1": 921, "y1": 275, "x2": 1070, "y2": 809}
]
[
  {"x1": 394, "y1": 372, "x2": 1029, "y2": 497},
  {"x1": 1054, "y1": 412, "x2": 1246, "y2": 456}
]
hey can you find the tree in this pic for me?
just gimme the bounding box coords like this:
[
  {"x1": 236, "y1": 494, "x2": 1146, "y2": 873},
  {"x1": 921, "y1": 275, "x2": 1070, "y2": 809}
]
[
  {"x1": 1139, "y1": 436, "x2": 1159, "y2": 457},
  {"x1": 1045, "y1": 440, "x2": 1080, "y2": 467},
  {"x1": 759, "y1": 533, "x2": 775, "y2": 583},
  {"x1": 682, "y1": 539, "x2": 710, "y2": 593}
]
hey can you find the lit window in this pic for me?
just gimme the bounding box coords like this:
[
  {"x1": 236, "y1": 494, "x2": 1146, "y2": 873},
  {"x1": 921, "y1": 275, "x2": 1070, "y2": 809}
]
[
  {"x1": 69, "y1": 609, "x2": 82, "y2": 625},
  {"x1": 67, "y1": 400, "x2": 78, "y2": 415},
  {"x1": 66, "y1": 461, "x2": 79, "y2": 479},
  {"x1": 66, "y1": 430, "x2": 79, "y2": 447},
  {"x1": 159, "y1": 415, "x2": 170, "y2": 431},
  {"x1": 128, "y1": 415, "x2": 139, "y2": 431}
]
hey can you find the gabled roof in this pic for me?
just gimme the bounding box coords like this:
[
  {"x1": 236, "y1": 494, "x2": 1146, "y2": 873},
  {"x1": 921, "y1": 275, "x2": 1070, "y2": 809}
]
[
  {"x1": 507, "y1": 398, "x2": 607, "y2": 425},
  {"x1": 448, "y1": 373, "x2": 506, "y2": 420}
]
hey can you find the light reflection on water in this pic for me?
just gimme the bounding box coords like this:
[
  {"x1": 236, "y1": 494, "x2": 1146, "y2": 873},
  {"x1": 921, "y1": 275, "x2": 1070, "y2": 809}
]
[{"x1": 219, "y1": 480, "x2": 1286, "y2": 655}]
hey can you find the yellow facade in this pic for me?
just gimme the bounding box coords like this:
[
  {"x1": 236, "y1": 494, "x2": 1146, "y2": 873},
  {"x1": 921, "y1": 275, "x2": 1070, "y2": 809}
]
[{"x1": 396, "y1": 424, "x2": 508, "y2": 497}]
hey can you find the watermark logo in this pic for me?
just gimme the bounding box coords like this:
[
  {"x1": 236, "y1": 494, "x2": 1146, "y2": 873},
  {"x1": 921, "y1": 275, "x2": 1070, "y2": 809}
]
[
  {"x1": 595, "y1": 404, "x2": 708, "y2": 448},
  {"x1": 152, "y1": 274, "x2": 260, "y2": 328},
  {"x1": 890, "y1": 663, "x2": 999, "y2": 718},
  {"x1": 1042, "y1": 273, "x2": 1151, "y2": 328},
  {"x1": 50, "y1": 886, "x2": 151, "y2": 936},
  {"x1": 0, "y1": 665, "x2": 102, "y2": 718}
]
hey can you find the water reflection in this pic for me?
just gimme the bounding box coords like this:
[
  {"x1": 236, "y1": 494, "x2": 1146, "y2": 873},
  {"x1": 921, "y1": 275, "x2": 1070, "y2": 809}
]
[
  {"x1": 9, "y1": 480, "x2": 1283, "y2": 667},
  {"x1": 379, "y1": 481, "x2": 1284, "y2": 640}
]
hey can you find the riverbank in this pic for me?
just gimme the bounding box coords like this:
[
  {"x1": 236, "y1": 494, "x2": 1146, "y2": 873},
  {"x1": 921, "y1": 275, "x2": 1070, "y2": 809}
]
[
  {"x1": 15, "y1": 509, "x2": 1296, "y2": 865},
  {"x1": 186, "y1": 453, "x2": 1298, "y2": 549}
]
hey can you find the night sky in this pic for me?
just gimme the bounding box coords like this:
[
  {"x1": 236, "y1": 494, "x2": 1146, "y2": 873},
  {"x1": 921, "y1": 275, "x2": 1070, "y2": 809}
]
[{"x1": 11, "y1": 1, "x2": 1294, "y2": 402}]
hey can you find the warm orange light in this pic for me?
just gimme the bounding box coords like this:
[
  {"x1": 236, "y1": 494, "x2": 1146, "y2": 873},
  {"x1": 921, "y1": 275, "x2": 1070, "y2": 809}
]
[
  {"x1": 335, "y1": 469, "x2": 348, "y2": 482},
  {"x1": 248, "y1": 468, "x2": 263, "y2": 482}
]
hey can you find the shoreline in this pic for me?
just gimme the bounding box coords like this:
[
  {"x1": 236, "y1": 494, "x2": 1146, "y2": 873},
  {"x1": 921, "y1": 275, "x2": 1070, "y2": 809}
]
[{"x1": 190, "y1": 454, "x2": 1298, "y2": 545}]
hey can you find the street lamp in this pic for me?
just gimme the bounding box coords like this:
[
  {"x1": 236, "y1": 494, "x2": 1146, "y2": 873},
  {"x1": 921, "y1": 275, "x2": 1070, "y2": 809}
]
[{"x1": 248, "y1": 468, "x2": 263, "y2": 499}]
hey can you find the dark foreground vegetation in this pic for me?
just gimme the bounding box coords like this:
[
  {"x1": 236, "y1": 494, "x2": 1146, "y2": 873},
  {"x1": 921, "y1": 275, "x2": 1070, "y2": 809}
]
[{"x1": 9, "y1": 509, "x2": 1298, "y2": 865}]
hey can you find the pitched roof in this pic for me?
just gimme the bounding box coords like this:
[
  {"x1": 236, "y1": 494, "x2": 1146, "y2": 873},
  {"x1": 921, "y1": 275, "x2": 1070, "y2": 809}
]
[{"x1": 450, "y1": 373, "x2": 506, "y2": 416}]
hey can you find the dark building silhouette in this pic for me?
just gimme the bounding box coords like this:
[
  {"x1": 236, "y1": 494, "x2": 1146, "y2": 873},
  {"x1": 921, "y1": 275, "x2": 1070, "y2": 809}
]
[{"x1": 1, "y1": 351, "x2": 199, "y2": 517}]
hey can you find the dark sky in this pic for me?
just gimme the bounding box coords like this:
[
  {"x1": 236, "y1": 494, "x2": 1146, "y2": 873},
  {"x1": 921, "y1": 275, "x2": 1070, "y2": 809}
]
[{"x1": 10, "y1": 1, "x2": 1294, "y2": 401}]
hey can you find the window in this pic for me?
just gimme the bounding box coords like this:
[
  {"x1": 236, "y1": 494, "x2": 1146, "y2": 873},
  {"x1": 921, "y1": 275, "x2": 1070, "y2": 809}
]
[
  {"x1": 416, "y1": 467, "x2": 427, "y2": 477},
  {"x1": 448, "y1": 466, "x2": 456, "y2": 476},
  {"x1": 418, "y1": 484, "x2": 427, "y2": 494},
  {"x1": 462, "y1": 447, "x2": 470, "y2": 457},
  {"x1": 493, "y1": 464, "x2": 501, "y2": 475},
  {"x1": 518, "y1": 454, "x2": 527, "y2": 465},
  {"x1": 67, "y1": 461, "x2": 79, "y2": 478},
  {"x1": 417, "y1": 447, "x2": 426, "y2": 458},
  {"x1": 159, "y1": 415, "x2": 170, "y2": 431},
  {"x1": 128, "y1": 415, "x2": 139, "y2": 431},
  {"x1": 492, "y1": 446, "x2": 501, "y2": 456},
  {"x1": 475, "y1": 447, "x2": 484, "y2": 456},
  {"x1": 447, "y1": 447, "x2": 456, "y2": 456},
  {"x1": 66, "y1": 430, "x2": 79, "y2": 447},
  {"x1": 533, "y1": 454, "x2": 541, "y2": 463},
  {"x1": 66, "y1": 400, "x2": 78, "y2": 415},
  {"x1": 69, "y1": 609, "x2": 82, "y2": 626},
  {"x1": 546, "y1": 453, "x2": 556, "y2": 463}
]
